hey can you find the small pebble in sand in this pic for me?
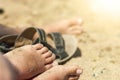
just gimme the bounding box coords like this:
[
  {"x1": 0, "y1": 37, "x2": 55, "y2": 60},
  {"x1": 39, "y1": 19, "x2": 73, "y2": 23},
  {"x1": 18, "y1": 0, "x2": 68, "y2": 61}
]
[
  {"x1": 104, "y1": 46, "x2": 112, "y2": 52},
  {"x1": 92, "y1": 73, "x2": 97, "y2": 77},
  {"x1": 0, "y1": 8, "x2": 4, "y2": 14},
  {"x1": 92, "y1": 59, "x2": 97, "y2": 62}
]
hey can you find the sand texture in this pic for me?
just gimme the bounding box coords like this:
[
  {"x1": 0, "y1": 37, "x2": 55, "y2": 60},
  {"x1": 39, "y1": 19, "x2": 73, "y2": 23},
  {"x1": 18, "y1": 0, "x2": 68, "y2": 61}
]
[{"x1": 0, "y1": 0, "x2": 120, "y2": 80}]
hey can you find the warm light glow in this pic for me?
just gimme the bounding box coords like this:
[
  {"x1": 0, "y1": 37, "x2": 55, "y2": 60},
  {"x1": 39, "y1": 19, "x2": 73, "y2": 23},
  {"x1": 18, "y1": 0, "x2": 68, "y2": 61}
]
[{"x1": 91, "y1": 0, "x2": 120, "y2": 14}]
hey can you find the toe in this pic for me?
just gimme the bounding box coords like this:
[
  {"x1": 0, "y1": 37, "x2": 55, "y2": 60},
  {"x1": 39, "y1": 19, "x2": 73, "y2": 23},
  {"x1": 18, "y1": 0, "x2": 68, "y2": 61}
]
[
  {"x1": 45, "y1": 54, "x2": 56, "y2": 64},
  {"x1": 37, "y1": 47, "x2": 49, "y2": 54},
  {"x1": 65, "y1": 66, "x2": 82, "y2": 75},
  {"x1": 68, "y1": 18, "x2": 82, "y2": 26},
  {"x1": 42, "y1": 50, "x2": 52, "y2": 58},
  {"x1": 32, "y1": 44, "x2": 43, "y2": 50}
]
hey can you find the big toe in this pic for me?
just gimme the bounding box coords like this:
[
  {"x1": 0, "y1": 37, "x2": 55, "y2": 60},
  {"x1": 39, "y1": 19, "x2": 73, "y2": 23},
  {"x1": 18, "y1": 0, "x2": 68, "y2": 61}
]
[
  {"x1": 65, "y1": 66, "x2": 82, "y2": 80},
  {"x1": 65, "y1": 66, "x2": 82, "y2": 75}
]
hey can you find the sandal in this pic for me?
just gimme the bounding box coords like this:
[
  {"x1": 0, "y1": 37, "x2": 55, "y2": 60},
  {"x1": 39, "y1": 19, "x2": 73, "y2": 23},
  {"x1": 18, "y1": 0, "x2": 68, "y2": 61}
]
[
  {"x1": 47, "y1": 33, "x2": 78, "y2": 64},
  {"x1": 0, "y1": 27, "x2": 78, "y2": 64},
  {"x1": 15, "y1": 27, "x2": 78, "y2": 64}
]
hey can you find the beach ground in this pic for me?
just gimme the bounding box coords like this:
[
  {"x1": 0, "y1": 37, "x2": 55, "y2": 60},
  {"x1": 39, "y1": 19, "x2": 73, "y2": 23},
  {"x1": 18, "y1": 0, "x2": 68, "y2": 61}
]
[{"x1": 0, "y1": 0, "x2": 120, "y2": 80}]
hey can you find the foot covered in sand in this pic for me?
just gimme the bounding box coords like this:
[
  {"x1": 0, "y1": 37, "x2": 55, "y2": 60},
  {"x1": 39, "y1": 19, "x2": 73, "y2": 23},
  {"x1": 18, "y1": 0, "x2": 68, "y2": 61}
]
[
  {"x1": 44, "y1": 18, "x2": 83, "y2": 34},
  {"x1": 4, "y1": 43, "x2": 56, "y2": 79},
  {"x1": 33, "y1": 65, "x2": 82, "y2": 80}
]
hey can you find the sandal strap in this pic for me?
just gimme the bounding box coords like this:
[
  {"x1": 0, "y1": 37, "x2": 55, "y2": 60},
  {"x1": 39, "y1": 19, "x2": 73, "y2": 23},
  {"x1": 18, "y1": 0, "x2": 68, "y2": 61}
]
[
  {"x1": 0, "y1": 35, "x2": 17, "y2": 53},
  {"x1": 33, "y1": 28, "x2": 56, "y2": 54},
  {"x1": 15, "y1": 27, "x2": 46, "y2": 47},
  {"x1": 48, "y1": 33, "x2": 68, "y2": 60},
  {"x1": 33, "y1": 28, "x2": 47, "y2": 44},
  {"x1": 14, "y1": 27, "x2": 56, "y2": 53}
]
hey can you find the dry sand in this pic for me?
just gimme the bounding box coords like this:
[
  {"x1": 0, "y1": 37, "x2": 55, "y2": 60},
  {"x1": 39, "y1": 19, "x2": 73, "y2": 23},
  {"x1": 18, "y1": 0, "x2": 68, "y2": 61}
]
[{"x1": 0, "y1": 0, "x2": 120, "y2": 80}]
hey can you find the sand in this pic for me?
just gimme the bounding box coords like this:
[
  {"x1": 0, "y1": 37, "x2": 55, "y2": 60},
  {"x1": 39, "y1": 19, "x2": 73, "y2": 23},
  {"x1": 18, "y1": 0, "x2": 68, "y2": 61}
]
[{"x1": 0, "y1": 0, "x2": 120, "y2": 80}]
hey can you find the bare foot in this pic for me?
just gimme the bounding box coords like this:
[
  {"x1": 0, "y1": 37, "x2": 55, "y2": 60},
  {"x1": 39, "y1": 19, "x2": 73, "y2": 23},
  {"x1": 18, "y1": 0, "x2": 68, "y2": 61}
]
[
  {"x1": 33, "y1": 65, "x2": 82, "y2": 80},
  {"x1": 4, "y1": 44, "x2": 56, "y2": 80},
  {"x1": 0, "y1": 18, "x2": 82, "y2": 36},
  {"x1": 43, "y1": 18, "x2": 83, "y2": 34}
]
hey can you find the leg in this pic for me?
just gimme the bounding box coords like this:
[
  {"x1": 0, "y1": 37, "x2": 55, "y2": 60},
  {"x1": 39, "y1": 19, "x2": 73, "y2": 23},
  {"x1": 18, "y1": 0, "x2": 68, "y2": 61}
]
[
  {"x1": 0, "y1": 53, "x2": 18, "y2": 80},
  {"x1": 0, "y1": 24, "x2": 19, "y2": 36},
  {"x1": 33, "y1": 65, "x2": 82, "y2": 80},
  {"x1": 4, "y1": 43, "x2": 56, "y2": 80}
]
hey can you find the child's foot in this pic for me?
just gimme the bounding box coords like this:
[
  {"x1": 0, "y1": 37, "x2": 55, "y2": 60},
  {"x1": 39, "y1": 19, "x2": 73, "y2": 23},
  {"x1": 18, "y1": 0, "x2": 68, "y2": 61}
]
[
  {"x1": 33, "y1": 65, "x2": 82, "y2": 80},
  {"x1": 43, "y1": 18, "x2": 83, "y2": 34},
  {"x1": 4, "y1": 44, "x2": 56, "y2": 79}
]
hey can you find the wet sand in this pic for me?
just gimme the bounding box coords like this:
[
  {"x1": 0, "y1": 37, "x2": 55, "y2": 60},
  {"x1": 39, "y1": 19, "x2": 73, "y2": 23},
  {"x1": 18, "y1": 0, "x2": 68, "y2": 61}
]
[{"x1": 0, "y1": 0, "x2": 120, "y2": 80}]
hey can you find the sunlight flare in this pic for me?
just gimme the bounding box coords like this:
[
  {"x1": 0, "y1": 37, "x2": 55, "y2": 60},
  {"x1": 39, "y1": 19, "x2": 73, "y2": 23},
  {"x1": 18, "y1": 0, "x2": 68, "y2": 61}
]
[{"x1": 91, "y1": 0, "x2": 120, "y2": 14}]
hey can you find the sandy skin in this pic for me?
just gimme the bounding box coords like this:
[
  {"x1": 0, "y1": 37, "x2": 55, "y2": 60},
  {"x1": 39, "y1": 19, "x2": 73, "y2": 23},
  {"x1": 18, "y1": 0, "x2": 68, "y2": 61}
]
[
  {"x1": 0, "y1": 53, "x2": 82, "y2": 80},
  {"x1": 0, "y1": 18, "x2": 83, "y2": 80},
  {"x1": 4, "y1": 43, "x2": 56, "y2": 80}
]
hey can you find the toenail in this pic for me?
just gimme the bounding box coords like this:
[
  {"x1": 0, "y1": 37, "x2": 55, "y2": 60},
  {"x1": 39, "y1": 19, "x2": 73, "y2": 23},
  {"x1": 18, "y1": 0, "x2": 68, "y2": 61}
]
[
  {"x1": 48, "y1": 50, "x2": 52, "y2": 53},
  {"x1": 76, "y1": 69, "x2": 82, "y2": 74}
]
